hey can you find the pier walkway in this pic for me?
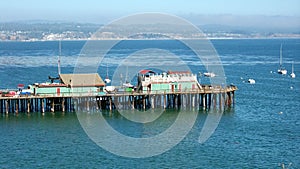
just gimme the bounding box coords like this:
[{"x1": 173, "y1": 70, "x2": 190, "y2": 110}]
[{"x1": 0, "y1": 85, "x2": 237, "y2": 114}]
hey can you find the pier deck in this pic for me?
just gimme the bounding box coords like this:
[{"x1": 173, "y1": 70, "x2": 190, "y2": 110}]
[{"x1": 0, "y1": 85, "x2": 237, "y2": 114}]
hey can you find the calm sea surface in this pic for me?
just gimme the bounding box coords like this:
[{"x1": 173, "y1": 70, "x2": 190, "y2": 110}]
[{"x1": 0, "y1": 39, "x2": 299, "y2": 168}]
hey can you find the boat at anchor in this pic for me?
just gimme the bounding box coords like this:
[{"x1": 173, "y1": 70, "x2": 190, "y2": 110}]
[{"x1": 277, "y1": 44, "x2": 287, "y2": 75}]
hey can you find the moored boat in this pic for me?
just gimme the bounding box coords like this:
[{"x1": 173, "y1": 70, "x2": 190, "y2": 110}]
[{"x1": 277, "y1": 44, "x2": 287, "y2": 75}]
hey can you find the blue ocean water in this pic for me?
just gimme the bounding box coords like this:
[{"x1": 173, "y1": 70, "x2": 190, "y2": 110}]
[{"x1": 0, "y1": 39, "x2": 299, "y2": 168}]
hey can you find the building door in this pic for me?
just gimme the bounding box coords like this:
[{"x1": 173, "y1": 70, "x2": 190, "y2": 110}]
[
  {"x1": 147, "y1": 84, "x2": 151, "y2": 93},
  {"x1": 57, "y1": 88, "x2": 60, "y2": 96},
  {"x1": 171, "y1": 84, "x2": 174, "y2": 92}
]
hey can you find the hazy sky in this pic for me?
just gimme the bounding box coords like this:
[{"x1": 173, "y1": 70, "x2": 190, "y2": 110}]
[{"x1": 0, "y1": 0, "x2": 299, "y2": 24}]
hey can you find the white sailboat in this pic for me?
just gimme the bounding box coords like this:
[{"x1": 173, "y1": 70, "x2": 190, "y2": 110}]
[
  {"x1": 290, "y1": 61, "x2": 296, "y2": 78},
  {"x1": 277, "y1": 44, "x2": 287, "y2": 75},
  {"x1": 104, "y1": 64, "x2": 111, "y2": 83},
  {"x1": 104, "y1": 64, "x2": 115, "y2": 92},
  {"x1": 123, "y1": 66, "x2": 134, "y2": 88},
  {"x1": 203, "y1": 59, "x2": 216, "y2": 77}
]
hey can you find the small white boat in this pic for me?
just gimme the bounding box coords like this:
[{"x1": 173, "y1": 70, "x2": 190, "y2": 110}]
[
  {"x1": 203, "y1": 72, "x2": 216, "y2": 77},
  {"x1": 123, "y1": 82, "x2": 134, "y2": 88},
  {"x1": 104, "y1": 77, "x2": 111, "y2": 83},
  {"x1": 278, "y1": 68, "x2": 287, "y2": 75},
  {"x1": 291, "y1": 72, "x2": 296, "y2": 78},
  {"x1": 105, "y1": 86, "x2": 116, "y2": 92},
  {"x1": 277, "y1": 44, "x2": 287, "y2": 75},
  {"x1": 290, "y1": 61, "x2": 296, "y2": 78},
  {"x1": 248, "y1": 79, "x2": 255, "y2": 84}
]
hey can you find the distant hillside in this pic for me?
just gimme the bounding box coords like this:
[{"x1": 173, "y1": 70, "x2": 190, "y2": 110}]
[
  {"x1": 186, "y1": 14, "x2": 300, "y2": 34},
  {"x1": 200, "y1": 24, "x2": 300, "y2": 34},
  {"x1": 0, "y1": 22, "x2": 100, "y2": 33},
  {"x1": 0, "y1": 21, "x2": 299, "y2": 41}
]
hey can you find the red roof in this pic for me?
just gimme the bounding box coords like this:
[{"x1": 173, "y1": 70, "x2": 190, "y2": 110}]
[
  {"x1": 139, "y1": 70, "x2": 155, "y2": 74},
  {"x1": 167, "y1": 70, "x2": 190, "y2": 74},
  {"x1": 18, "y1": 84, "x2": 25, "y2": 88}
]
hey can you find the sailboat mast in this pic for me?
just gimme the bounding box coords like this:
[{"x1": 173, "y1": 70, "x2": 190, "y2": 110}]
[
  {"x1": 106, "y1": 64, "x2": 109, "y2": 78},
  {"x1": 125, "y1": 66, "x2": 129, "y2": 83},
  {"x1": 58, "y1": 40, "x2": 61, "y2": 75},
  {"x1": 279, "y1": 44, "x2": 283, "y2": 67}
]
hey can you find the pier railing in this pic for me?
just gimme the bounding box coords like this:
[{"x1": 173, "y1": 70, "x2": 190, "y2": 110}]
[{"x1": 1, "y1": 85, "x2": 237, "y2": 98}]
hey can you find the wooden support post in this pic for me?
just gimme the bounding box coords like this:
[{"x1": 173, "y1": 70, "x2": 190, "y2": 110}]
[
  {"x1": 126, "y1": 96, "x2": 130, "y2": 110},
  {"x1": 202, "y1": 94, "x2": 206, "y2": 110},
  {"x1": 41, "y1": 99, "x2": 45, "y2": 115},
  {"x1": 223, "y1": 93, "x2": 226, "y2": 109},
  {"x1": 192, "y1": 94, "x2": 195, "y2": 108},
  {"x1": 97, "y1": 97, "x2": 101, "y2": 110},
  {"x1": 86, "y1": 98, "x2": 90, "y2": 111},
  {"x1": 43, "y1": 99, "x2": 45, "y2": 113},
  {"x1": 151, "y1": 96, "x2": 155, "y2": 109},
  {"x1": 27, "y1": 99, "x2": 30, "y2": 114},
  {"x1": 218, "y1": 94, "x2": 222, "y2": 110},
  {"x1": 109, "y1": 97, "x2": 112, "y2": 111},
  {"x1": 0, "y1": 100, "x2": 3, "y2": 114},
  {"x1": 74, "y1": 99, "x2": 78, "y2": 111},
  {"x1": 177, "y1": 94, "x2": 181, "y2": 109},
  {"x1": 208, "y1": 94, "x2": 212, "y2": 109},
  {"x1": 213, "y1": 94, "x2": 217, "y2": 108},
  {"x1": 15, "y1": 100, "x2": 18, "y2": 114},
  {"x1": 99, "y1": 97, "x2": 105, "y2": 110},
  {"x1": 5, "y1": 99, "x2": 9, "y2": 114},
  {"x1": 194, "y1": 94, "x2": 198, "y2": 108},
  {"x1": 163, "y1": 94, "x2": 166, "y2": 109},
  {"x1": 199, "y1": 94, "x2": 203, "y2": 109},
  {"x1": 143, "y1": 95, "x2": 146, "y2": 110},
  {"x1": 173, "y1": 94, "x2": 177, "y2": 109},
  {"x1": 113, "y1": 96, "x2": 116, "y2": 110},
  {"x1": 227, "y1": 92, "x2": 231, "y2": 107},
  {"x1": 219, "y1": 93, "x2": 224, "y2": 110},
  {"x1": 232, "y1": 91, "x2": 235, "y2": 107},
  {"x1": 181, "y1": 94, "x2": 185, "y2": 109},
  {"x1": 51, "y1": 99, "x2": 55, "y2": 112},
  {"x1": 131, "y1": 96, "x2": 135, "y2": 110},
  {"x1": 36, "y1": 98, "x2": 38, "y2": 112},
  {"x1": 186, "y1": 94, "x2": 190, "y2": 107},
  {"x1": 62, "y1": 98, "x2": 65, "y2": 112},
  {"x1": 122, "y1": 95, "x2": 125, "y2": 110}
]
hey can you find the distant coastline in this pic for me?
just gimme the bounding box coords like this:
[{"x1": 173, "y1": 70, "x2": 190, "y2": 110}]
[
  {"x1": 1, "y1": 22, "x2": 299, "y2": 41},
  {"x1": 1, "y1": 36, "x2": 300, "y2": 42}
]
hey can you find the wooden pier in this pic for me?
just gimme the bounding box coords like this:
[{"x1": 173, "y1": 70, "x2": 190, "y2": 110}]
[{"x1": 0, "y1": 85, "x2": 237, "y2": 114}]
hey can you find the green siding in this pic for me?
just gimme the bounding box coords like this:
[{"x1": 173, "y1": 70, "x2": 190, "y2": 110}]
[
  {"x1": 35, "y1": 87, "x2": 70, "y2": 95},
  {"x1": 71, "y1": 87, "x2": 99, "y2": 95},
  {"x1": 143, "y1": 81, "x2": 198, "y2": 93},
  {"x1": 30, "y1": 85, "x2": 101, "y2": 96}
]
